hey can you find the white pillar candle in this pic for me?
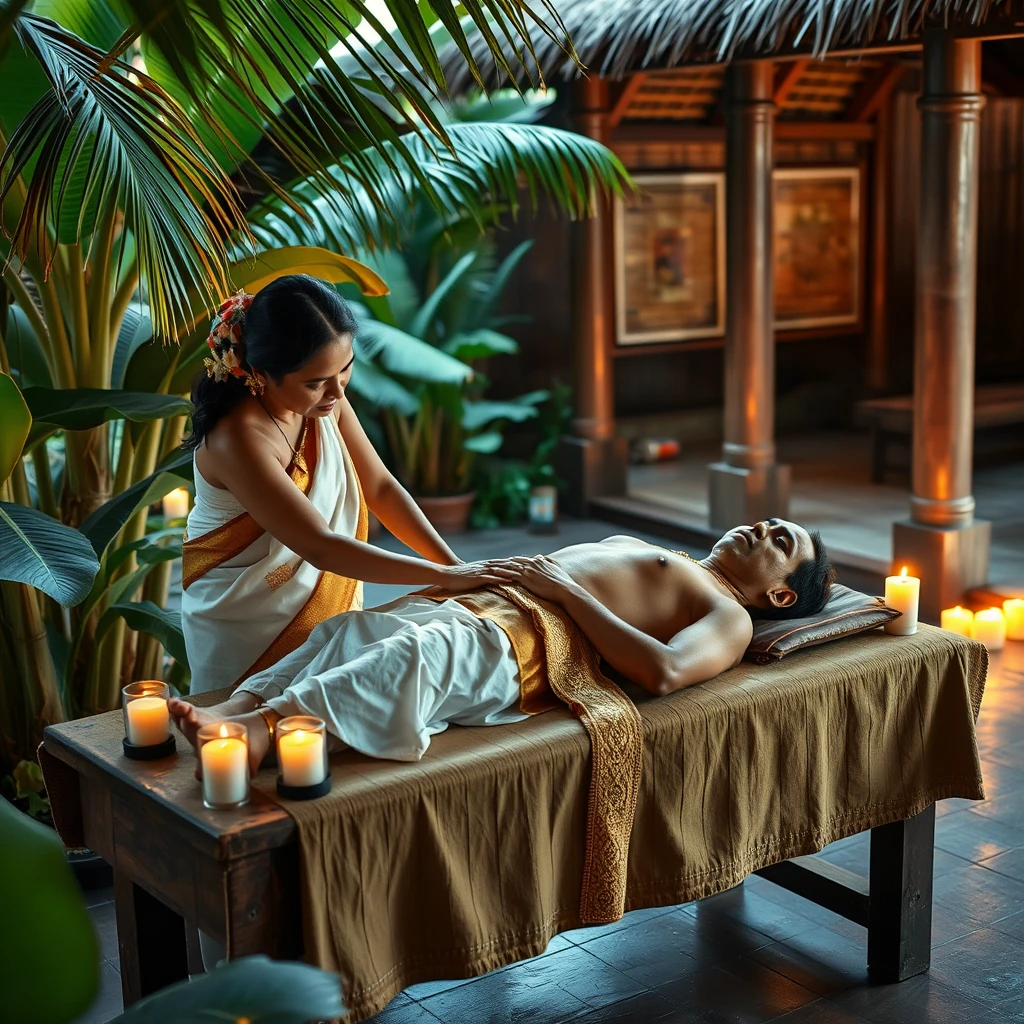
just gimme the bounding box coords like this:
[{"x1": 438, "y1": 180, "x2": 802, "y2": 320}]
[
  {"x1": 162, "y1": 487, "x2": 190, "y2": 521},
  {"x1": 972, "y1": 608, "x2": 1006, "y2": 651},
  {"x1": 940, "y1": 605, "x2": 974, "y2": 638},
  {"x1": 884, "y1": 567, "x2": 920, "y2": 635},
  {"x1": 201, "y1": 727, "x2": 248, "y2": 807},
  {"x1": 279, "y1": 728, "x2": 326, "y2": 787},
  {"x1": 1004, "y1": 599, "x2": 1024, "y2": 642},
  {"x1": 125, "y1": 696, "x2": 169, "y2": 746}
]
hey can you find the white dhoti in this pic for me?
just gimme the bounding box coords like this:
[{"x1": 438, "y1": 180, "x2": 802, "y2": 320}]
[{"x1": 238, "y1": 596, "x2": 527, "y2": 761}]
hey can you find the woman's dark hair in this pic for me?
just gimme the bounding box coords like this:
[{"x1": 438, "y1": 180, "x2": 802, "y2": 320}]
[
  {"x1": 182, "y1": 274, "x2": 357, "y2": 450},
  {"x1": 751, "y1": 530, "x2": 836, "y2": 621}
]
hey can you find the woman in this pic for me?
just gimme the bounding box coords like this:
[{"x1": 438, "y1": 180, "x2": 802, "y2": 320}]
[{"x1": 180, "y1": 274, "x2": 507, "y2": 694}]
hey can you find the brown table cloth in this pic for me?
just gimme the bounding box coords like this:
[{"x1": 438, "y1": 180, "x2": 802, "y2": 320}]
[
  {"x1": 265, "y1": 625, "x2": 986, "y2": 1020},
  {"x1": 41, "y1": 625, "x2": 987, "y2": 1023}
]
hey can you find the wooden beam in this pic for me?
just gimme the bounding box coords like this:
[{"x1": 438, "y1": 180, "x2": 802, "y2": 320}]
[
  {"x1": 610, "y1": 121, "x2": 875, "y2": 146},
  {"x1": 847, "y1": 62, "x2": 907, "y2": 121},
  {"x1": 755, "y1": 855, "x2": 871, "y2": 926},
  {"x1": 608, "y1": 72, "x2": 648, "y2": 127},
  {"x1": 773, "y1": 58, "x2": 810, "y2": 107}
]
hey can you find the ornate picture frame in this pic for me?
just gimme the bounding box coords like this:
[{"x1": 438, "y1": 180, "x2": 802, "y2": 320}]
[
  {"x1": 773, "y1": 166, "x2": 862, "y2": 331},
  {"x1": 614, "y1": 173, "x2": 726, "y2": 346}
]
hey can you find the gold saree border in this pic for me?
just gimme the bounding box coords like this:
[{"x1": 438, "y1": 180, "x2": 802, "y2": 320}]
[{"x1": 181, "y1": 419, "x2": 318, "y2": 590}]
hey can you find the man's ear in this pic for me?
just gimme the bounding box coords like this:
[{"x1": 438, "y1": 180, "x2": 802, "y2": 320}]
[{"x1": 767, "y1": 586, "x2": 797, "y2": 609}]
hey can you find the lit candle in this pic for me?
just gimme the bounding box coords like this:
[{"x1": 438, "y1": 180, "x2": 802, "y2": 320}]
[
  {"x1": 162, "y1": 487, "x2": 190, "y2": 521},
  {"x1": 972, "y1": 608, "x2": 1006, "y2": 652},
  {"x1": 1004, "y1": 599, "x2": 1024, "y2": 642},
  {"x1": 940, "y1": 605, "x2": 974, "y2": 638},
  {"x1": 200, "y1": 724, "x2": 249, "y2": 808},
  {"x1": 278, "y1": 728, "x2": 326, "y2": 787},
  {"x1": 884, "y1": 566, "x2": 920, "y2": 636},
  {"x1": 125, "y1": 696, "x2": 170, "y2": 746}
]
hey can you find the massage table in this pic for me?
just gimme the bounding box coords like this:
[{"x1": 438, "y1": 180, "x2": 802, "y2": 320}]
[{"x1": 41, "y1": 624, "x2": 986, "y2": 1021}]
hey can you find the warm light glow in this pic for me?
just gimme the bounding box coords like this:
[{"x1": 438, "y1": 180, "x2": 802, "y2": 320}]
[
  {"x1": 219, "y1": 724, "x2": 228, "y2": 738},
  {"x1": 900, "y1": 566, "x2": 908, "y2": 579},
  {"x1": 972, "y1": 608, "x2": 1007, "y2": 651},
  {"x1": 295, "y1": 729, "x2": 305, "y2": 741}
]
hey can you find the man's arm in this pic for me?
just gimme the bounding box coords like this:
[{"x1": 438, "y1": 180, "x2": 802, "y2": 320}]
[{"x1": 496, "y1": 556, "x2": 750, "y2": 695}]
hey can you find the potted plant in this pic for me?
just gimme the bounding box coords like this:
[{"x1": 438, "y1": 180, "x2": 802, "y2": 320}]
[{"x1": 346, "y1": 236, "x2": 548, "y2": 533}]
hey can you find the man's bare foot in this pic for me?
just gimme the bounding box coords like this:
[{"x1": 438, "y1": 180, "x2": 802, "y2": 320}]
[{"x1": 169, "y1": 696, "x2": 279, "y2": 777}]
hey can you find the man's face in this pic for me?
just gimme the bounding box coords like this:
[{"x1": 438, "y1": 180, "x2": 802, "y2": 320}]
[{"x1": 711, "y1": 519, "x2": 815, "y2": 611}]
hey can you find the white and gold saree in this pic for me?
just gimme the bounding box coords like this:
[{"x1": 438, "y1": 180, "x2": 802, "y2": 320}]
[{"x1": 181, "y1": 414, "x2": 367, "y2": 694}]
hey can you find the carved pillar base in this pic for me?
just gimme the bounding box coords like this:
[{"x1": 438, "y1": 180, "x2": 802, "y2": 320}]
[
  {"x1": 708, "y1": 461, "x2": 791, "y2": 533},
  {"x1": 555, "y1": 436, "x2": 628, "y2": 517},
  {"x1": 892, "y1": 518, "x2": 991, "y2": 623}
]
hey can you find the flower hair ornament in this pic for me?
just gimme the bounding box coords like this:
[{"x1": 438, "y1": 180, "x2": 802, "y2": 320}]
[{"x1": 203, "y1": 289, "x2": 264, "y2": 395}]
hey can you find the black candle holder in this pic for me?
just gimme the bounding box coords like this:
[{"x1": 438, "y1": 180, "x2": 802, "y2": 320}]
[
  {"x1": 122, "y1": 734, "x2": 176, "y2": 761},
  {"x1": 276, "y1": 774, "x2": 331, "y2": 801}
]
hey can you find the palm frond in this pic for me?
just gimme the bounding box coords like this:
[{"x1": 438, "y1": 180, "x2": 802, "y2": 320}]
[
  {"x1": 244, "y1": 121, "x2": 630, "y2": 257},
  {"x1": 0, "y1": 14, "x2": 243, "y2": 340}
]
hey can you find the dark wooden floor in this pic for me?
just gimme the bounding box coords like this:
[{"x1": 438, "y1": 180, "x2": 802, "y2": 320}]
[{"x1": 76, "y1": 640, "x2": 1024, "y2": 1024}]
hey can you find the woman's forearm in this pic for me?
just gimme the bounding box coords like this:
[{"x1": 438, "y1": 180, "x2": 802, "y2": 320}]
[
  {"x1": 311, "y1": 532, "x2": 453, "y2": 586},
  {"x1": 368, "y1": 480, "x2": 460, "y2": 565}
]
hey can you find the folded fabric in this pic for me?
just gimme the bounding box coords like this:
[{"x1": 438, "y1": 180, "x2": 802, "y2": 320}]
[{"x1": 747, "y1": 584, "x2": 900, "y2": 662}]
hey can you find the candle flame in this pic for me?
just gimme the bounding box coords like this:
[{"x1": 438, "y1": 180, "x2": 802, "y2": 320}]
[
  {"x1": 219, "y1": 724, "x2": 228, "y2": 738},
  {"x1": 955, "y1": 606, "x2": 963, "y2": 613},
  {"x1": 900, "y1": 566, "x2": 908, "y2": 578},
  {"x1": 295, "y1": 729, "x2": 305, "y2": 741}
]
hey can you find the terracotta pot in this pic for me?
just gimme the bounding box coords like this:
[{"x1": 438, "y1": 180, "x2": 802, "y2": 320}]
[{"x1": 415, "y1": 491, "x2": 477, "y2": 535}]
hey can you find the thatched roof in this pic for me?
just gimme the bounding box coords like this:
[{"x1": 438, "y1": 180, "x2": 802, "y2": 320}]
[{"x1": 440, "y1": 0, "x2": 1010, "y2": 92}]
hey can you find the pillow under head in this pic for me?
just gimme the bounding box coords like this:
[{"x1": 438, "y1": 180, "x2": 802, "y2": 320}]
[{"x1": 746, "y1": 584, "x2": 901, "y2": 663}]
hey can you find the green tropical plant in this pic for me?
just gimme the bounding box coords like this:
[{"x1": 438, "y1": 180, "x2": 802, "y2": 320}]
[
  {"x1": 0, "y1": 2, "x2": 628, "y2": 778},
  {"x1": 0, "y1": 793, "x2": 345, "y2": 1023}
]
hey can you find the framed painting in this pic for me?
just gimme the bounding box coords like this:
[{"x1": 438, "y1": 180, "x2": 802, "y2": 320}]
[
  {"x1": 614, "y1": 173, "x2": 725, "y2": 346},
  {"x1": 773, "y1": 167, "x2": 861, "y2": 331}
]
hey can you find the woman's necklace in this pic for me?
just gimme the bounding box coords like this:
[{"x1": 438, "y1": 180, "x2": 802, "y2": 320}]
[
  {"x1": 257, "y1": 398, "x2": 307, "y2": 473},
  {"x1": 677, "y1": 549, "x2": 746, "y2": 605}
]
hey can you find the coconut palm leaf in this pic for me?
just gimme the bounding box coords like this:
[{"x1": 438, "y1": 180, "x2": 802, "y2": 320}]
[
  {"x1": 246, "y1": 121, "x2": 630, "y2": 258},
  {"x1": 0, "y1": 14, "x2": 244, "y2": 340}
]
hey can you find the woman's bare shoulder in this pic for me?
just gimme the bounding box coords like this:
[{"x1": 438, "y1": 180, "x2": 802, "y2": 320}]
[{"x1": 196, "y1": 404, "x2": 278, "y2": 485}]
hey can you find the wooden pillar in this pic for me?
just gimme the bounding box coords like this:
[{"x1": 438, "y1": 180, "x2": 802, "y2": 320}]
[
  {"x1": 709, "y1": 61, "x2": 790, "y2": 531},
  {"x1": 866, "y1": 96, "x2": 892, "y2": 394},
  {"x1": 557, "y1": 76, "x2": 627, "y2": 515},
  {"x1": 893, "y1": 31, "x2": 991, "y2": 621}
]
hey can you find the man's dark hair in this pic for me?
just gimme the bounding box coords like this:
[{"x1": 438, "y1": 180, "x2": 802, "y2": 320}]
[{"x1": 753, "y1": 530, "x2": 836, "y2": 620}]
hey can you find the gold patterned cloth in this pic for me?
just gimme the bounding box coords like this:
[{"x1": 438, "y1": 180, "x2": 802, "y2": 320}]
[{"x1": 447, "y1": 584, "x2": 644, "y2": 924}]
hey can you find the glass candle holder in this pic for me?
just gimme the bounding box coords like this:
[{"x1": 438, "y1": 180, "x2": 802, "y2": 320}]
[
  {"x1": 197, "y1": 722, "x2": 249, "y2": 810},
  {"x1": 122, "y1": 681, "x2": 175, "y2": 759},
  {"x1": 276, "y1": 716, "x2": 330, "y2": 799}
]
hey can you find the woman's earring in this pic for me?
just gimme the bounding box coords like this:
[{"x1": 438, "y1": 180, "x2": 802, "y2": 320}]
[{"x1": 245, "y1": 372, "x2": 265, "y2": 397}]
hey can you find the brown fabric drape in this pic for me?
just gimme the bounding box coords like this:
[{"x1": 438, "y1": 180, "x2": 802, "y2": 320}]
[{"x1": 266, "y1": 625, "x2": 987, "y2": 1022}]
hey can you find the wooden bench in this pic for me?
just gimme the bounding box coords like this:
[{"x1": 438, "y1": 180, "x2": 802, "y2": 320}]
[
  {"x1": 854, "y1": 382, "x2": 1024, "y2": 482},
  {"x1": 42, "y1": 711, "x2": 938, "y2": 1010}
]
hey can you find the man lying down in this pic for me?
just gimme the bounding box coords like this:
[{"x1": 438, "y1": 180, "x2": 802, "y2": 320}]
[{"x1": 171, "y1": 519, "x2": 835, "y2": 772}]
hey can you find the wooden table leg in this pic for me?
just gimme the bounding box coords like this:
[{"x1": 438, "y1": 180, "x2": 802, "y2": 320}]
[
  {"x1": 867, "y1": 803, "x2": 936, "y2": 982},
  {"x1": 114, "y1": 870, "x2": 190, "y2": 1005}
]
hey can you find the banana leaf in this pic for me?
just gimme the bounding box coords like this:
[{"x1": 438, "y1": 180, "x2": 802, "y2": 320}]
[
  {"x1": 79, "y1": 450, "x2": 192, "y2": 558},
  {"x1": 3, "y1": 303, "x2": 52, "y2": 389},
  {"x1": 95, "y1": 600, "x2": 187, "y2": 667},
  {"x1": 21, "y1": 387, "x2": 191, "y2": 448},
  {"x1": 0, "y1": 499, "x2": 100, "y2": 605},
  {"x1": 0, "y1": 369, "x2": 30, "y2": 483}
]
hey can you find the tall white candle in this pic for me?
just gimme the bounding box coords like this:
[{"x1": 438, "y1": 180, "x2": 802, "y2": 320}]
[
  {"x1": 1004, "y1": 599, "x2": 1024, "y2": 642},
  {"x1": 940, "y1": 606, "x2": 974, "y2": 638},
  {"x1": 884, "y1": 567, "x2": 920, "y2": 636},
  {"x1": 201, "y1": 726, "x2": 248, "y2": 808},
  {"x1": 162, "y1": 487, "x2": 190, "y2": 521},
  {"x1": 972, "y1": 608, "x2": 1006, "y2": 651},
  {"x1": 125, "y1": 696, "x2": 169, "y2": 746},
  {"x1": 278, "y1": 728, "x2": 326, "y2": 787}
]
